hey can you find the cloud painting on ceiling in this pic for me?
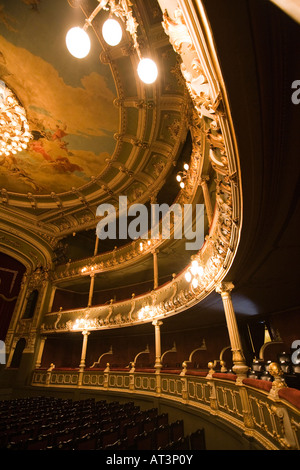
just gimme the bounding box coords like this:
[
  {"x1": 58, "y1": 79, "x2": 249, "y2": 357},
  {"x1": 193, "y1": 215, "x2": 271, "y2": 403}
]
[{"x1": 0, "y1": 0, "x2": 119, "y2": 194}]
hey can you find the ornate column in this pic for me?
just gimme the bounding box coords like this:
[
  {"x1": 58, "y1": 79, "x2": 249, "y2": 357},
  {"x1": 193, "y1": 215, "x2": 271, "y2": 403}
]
[
  {"x1": 87, "y1": 273, "x2": 95, "y2": 308},
  {"x1": 216, "y1": 282, "x2": 248, "y2": 382},
  {"x1": 35, "y1": 336, "x2": 46, "y2": 369},
  {"x1": 79, "y1": 330, "x2": 90, "y2": 372},
  {"x1": 94, "y1": 235, "x2": 99, "y2": 257},
  {"x1": 152, "y1": 250, "x2": 159, "y2": 289},
  {"x1": 153, "y1": 320, "x2": 163, "y2": 372},
  {"x1": 48, "y1": 286, "x2": 57, "y2": 313},
  {"x1": 199, "y1": 176, "x2": 213, "y2": 226},
  {"x1": 153, "y1": 320, "x2": 163, "y2": 394}
]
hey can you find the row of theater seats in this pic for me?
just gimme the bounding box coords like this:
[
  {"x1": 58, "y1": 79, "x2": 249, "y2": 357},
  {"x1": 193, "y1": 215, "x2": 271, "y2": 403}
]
[{"x1": 0, "y1": 396, "x2": 206, "y2": 450}]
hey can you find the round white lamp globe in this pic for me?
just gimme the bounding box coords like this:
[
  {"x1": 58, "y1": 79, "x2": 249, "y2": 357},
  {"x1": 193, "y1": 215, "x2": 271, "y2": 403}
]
[
  {"x1": 102, "y1": 19, "x2": 122, "y2": 46},
  {"x1": 137, "y1": 58, "x2": 158, "y2": 84},
  {"x1": 66, "y1": 27, "x2": 91, "y2": 59}
]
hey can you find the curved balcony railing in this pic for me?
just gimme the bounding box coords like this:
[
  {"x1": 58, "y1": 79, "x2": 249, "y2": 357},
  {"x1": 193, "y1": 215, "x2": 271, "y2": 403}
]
[{"x1": 31, "y1": 366, "x2": 300, "y2": 450}]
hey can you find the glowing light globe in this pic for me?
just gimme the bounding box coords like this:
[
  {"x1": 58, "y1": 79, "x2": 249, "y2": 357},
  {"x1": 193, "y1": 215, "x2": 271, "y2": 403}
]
[
  {"x1": 137, "y1": 58, "x2": 158, "y2": 84},
  {"x1": 66, "y1": 27, "x2": 91, "y2": 59},
  {"x1": 102, "y1": 19, "x2": 122, "y2": 46}
]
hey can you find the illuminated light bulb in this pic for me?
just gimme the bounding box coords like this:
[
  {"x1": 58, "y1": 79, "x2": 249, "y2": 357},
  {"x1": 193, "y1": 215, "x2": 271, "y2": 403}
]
[
  {"x1": 66, "y1": 27, "x2": 91, "y2": 59},
  {"x1": 138, "y1": 311, "x2": 144, "y2": 320},
  {"x1": 185, "y1": 271, "x2": 192, "y2": 283},
  {"x1": 137, "y1": 58, "x2": 158, "y2": 84},
  {"x1": 183, "y1": 163, "x2": 189, "y2": 171},
  {"x1": 180, "y1": 182, "x2": 185, "y2": 188},
  {"x1": 102, "y1": 18, "x2": 122, "y2": 46},
  {"x1": 176, "y1": 175, "x2": 182, "y2": 182},
  {"x1": 192, "y1": 277, "x2": 198, "y2": 289},
  {"x1": 147, "y1": 240, "x2": 151, "y2": 245},
  {"x1": 139, "y1": 242, "x2": 143, "y2": 251},
  {"x1": 191, "y1": 260, "x2": 198, "y2": 276},
  {"x1": 197, "y1": 265, "x2": 204, "y2": 276}
]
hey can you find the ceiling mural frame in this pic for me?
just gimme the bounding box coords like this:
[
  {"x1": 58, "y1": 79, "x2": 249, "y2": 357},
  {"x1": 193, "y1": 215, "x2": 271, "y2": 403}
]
[{"x1": 0, "y1": 0, "x2": 191, "y2": 243}]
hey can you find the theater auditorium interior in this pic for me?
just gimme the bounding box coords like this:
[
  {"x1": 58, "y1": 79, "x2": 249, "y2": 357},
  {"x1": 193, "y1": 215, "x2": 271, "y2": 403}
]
[{"x1": 0, "y1": 0, "x2": 299, "y2": 452}]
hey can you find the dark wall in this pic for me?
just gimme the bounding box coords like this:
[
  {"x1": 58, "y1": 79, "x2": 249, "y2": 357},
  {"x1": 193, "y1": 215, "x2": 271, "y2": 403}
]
[{"x1": 41, "y1": 322, "x2": 231, "y2": 371}]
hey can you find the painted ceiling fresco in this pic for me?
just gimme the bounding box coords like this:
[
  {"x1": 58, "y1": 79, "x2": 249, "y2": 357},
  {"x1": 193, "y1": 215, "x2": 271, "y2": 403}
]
[{"x1": 0, "y1": 0, "x2": 119, "y2": 194}]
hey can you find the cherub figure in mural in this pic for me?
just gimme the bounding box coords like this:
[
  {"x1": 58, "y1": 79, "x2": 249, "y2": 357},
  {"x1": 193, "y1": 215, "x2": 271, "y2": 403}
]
[
  {"x1": 50, "y1": 155, "x2": 83, "y2": 174},
  {"x1": 0, "y1": 154, "x2": 44, "y2": 191},
  {"x1": 51, "y1": 125, "x2": 68, "y2": 142},
  {"x1": 21, "y1": 0, "x2": 41, "y2": 11},
  {"x1": 29, "y1": 124, "x2": 83, "y2": 174}
]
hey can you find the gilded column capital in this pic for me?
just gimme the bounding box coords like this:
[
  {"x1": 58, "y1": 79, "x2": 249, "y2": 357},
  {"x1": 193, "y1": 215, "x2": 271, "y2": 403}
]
[
  {"x1": 215, "y1": 281, "x2": 234, "y2": 296},
  {"x1": 199, "y1": 175, "x2": 210, "y2": 185},
  {"x1": 152, "y1": 320, "x2": 163, "y2": 327}
]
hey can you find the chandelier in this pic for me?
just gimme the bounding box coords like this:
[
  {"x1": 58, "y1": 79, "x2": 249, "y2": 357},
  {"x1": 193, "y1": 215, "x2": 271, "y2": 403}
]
[
  {"x1": 176, "y1": 163, "x2": 189, "y2": 188},
  {"x1": 0, "y1": 81, "x2": 32, "y2": 158},
  {"x1": 66, "y1": 0, "x2": 158, "y2": 84}
]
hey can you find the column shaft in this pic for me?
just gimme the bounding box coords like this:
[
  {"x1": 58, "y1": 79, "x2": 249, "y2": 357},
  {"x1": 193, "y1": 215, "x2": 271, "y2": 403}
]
[
  {"x1": 216, "y1": 282, "x2": 248, "y2": 381},
  {"x1": 153, "y1": 320, "x2": 163, "y2": 371},
  {"x1": 79, "y1": 331, "x2": 90, "y2": 371},
  {"x1": 35, "y1": 336, "x2": 46, "y2": 368},
  {"x1": 153, "y1": 250, "x2": 159, "y2": 289},
  {"x1": 88, "y1": 274, "x2": 95, "y2": 307},
  {"x1": 200, "y1": 176, "x2": 213, "y2": 225}
]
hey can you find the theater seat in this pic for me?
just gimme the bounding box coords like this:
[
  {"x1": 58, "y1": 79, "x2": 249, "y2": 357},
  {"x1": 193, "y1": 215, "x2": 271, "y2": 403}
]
[{"x1": 189, "y1": 428, "x2": 206, "y2": 450}]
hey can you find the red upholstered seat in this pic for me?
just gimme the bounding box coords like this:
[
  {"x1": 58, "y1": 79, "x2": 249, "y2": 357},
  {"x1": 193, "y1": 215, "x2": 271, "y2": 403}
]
[
  {"x1": 278, "y1": 387, "x2": 300, "y2": 409},
  {"x1": 212, "y1": 373, "x2": 237, "y2": 381},
  {"x1": 161, "y1": 369, "x2": 181, "y2": 374},
  {"x1": 242, "y1": 378, "x2": 272, "y2": 392},
  {"x1": 187, "y1": 370, "x2": 208, "y2": 377}
]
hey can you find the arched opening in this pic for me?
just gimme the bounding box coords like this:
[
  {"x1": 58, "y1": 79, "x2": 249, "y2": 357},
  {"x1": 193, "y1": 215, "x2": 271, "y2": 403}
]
[{"x1": 10, "y1": 338, "x2": 26, "y2": 369}]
